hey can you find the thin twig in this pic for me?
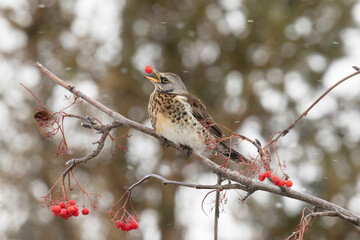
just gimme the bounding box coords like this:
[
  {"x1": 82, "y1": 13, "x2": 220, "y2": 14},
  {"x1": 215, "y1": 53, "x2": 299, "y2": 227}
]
[
  {"x1": 62, "y1": 129, "x2": 109, "y2": 176},
  {"x1": 127, "y1": 173, "x2": 244, "y2": 191},
  {"x1": 62, "y1": 121, "x2": 122, "y2": 175},
  {"x1": 286, "y1": 210, "x2": 341, "y2": 240},
  {"x1": 214, "y1": 176, "x2": 222, "y2": 240},
  {"x1": 239, "y1": 189, "x2": 255, "y2": 202},
  {"x1": 264, "y1": 67, "x2": 360, "y2": 149}
]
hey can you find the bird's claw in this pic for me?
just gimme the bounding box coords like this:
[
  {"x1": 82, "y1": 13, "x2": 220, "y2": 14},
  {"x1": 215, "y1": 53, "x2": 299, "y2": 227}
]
[
  {"x1": 180, "y1": 144, "x2": 193, "y2": 159},
  {"x1": 162, "y1": 137, "x2": 171, "y2": 147}
]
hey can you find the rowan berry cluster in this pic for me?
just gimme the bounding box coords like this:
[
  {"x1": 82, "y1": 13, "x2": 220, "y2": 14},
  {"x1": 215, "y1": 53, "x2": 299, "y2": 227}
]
[
  {"x1": 258, "y1": 171, "x2": 293, "y2": 187},
  {"x1": 50, "y1": 199, "x2": 90, "y2": 219},
  {"x1": 115, "y1": 219, "x2": 139, "y2": 231}
]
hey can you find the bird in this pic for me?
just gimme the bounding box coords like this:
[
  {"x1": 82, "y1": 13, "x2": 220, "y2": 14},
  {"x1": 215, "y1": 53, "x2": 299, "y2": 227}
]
[{"x1": 145, "y1": 69, "x2": 248, "y2": 164}]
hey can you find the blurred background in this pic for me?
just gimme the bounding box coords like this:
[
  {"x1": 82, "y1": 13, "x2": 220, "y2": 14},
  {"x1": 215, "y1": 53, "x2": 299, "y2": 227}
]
[{"x1": 1, "y1": 0, "x2": 360, "y2": 239}]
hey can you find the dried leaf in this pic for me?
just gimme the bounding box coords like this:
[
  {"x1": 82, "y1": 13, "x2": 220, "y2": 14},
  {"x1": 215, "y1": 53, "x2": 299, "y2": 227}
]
[
  {"x1": 34, "y1": 110, "x2": 50, "y2": 122},
  {"x1": 37, "y1": 126, "x2": 51, "y2": 138}
]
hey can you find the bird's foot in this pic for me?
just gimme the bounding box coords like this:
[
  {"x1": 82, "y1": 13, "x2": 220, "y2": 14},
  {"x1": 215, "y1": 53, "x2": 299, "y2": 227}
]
[
  {"x1": 180, "y1": 144, "x2": 193, "y2": 159},
  {"x1": 162, "y1": 137, "x2": 171, "y2": 147}
]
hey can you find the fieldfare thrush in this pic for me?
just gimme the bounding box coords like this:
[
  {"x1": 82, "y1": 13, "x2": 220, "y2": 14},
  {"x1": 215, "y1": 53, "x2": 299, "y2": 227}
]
[{"x1": 146, "y1": 69, "x2": 247, "y2": 163}]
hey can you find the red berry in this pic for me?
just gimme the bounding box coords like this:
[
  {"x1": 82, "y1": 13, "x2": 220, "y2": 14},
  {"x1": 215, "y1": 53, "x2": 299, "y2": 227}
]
[
  {"x1": 278, "y1": 179, "x2": 285, "y2": 187},
  {"x1": 258, "y1": 174, "x2": 265, "y2": 181},
  {"x1": 122, "y1": 223, "x2": 131, "y2": 231},
  {"x1": 58, "y1": 202, "x2": 66, "y2": 208},
  {"x1": 69, "y1": 199, "x2": 76, "y2": 205},
  {"x1": 59, "y1": 209, "x2": 67, "y2": 217},
  {"x1": 115, "y1": 220, "x2": 123, "y2": 229},
  {"x1": 51, "y1": 206, "x2": 57, "y2": 212},
  {"x1": 53, "y1": 205, "x2": 61, "y2": 213},
  {"x1": 73, "y1": 210, "x2": 79, "y2": 217},
  {"x1": 82, "y1": 208, "x2": 89, "y2": 215},
  {"x1": 271, "y1": 175, "x2": 279, "y2": 183},
  {"x1": 67, "y1": 206, "x2": 75, "y2": 215},
  {"x1": 120, "y1": 224, "x2": 126, "y2": 231},
  {"x1": 286, "y1": 180, "x2": 293, "y2": 187},
  {"x1": 144, "y1": 65, "x2": 153, "y2": 74},
  {"x1": 52, "y1": 205, "x2": 61, "y2": 216},
  {"x1": 129, "y1": 220, "x2": 139, "y2": 230},
  {"x1": 264, "y1": 171, "x2": 271, "y2": 178}
]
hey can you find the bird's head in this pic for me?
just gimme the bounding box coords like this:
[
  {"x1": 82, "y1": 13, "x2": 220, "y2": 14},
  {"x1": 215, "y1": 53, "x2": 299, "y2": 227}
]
[{"x1": 145, "y1": 69, "x2": 187, "y2": 94}]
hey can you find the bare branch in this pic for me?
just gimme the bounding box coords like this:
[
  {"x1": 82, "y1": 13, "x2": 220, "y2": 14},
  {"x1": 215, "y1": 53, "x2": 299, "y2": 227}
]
[
  {"x1": 214, "y1": 176, "x2": 222, "y2": 240},
  {"x1": 265, "y1": 66, "x2": 360, "y2": 148},
  {"x1": 63, "y1": 120, "x2": 122, "y2": 175},
  {"x1": 35, "y1": 62, "x2": 159, "y2": 139},
  {"x1": 34, "y1": 62, "x2": 360, "y2": 233},
  {"x1": 239, "y1": 189, "x2": 255, "y2": 202},
  {"x1": 63, "y1": 130, "x2": 109, "y2": 176},
  {"x1": 127, "y1": 173, "x2": 244, "y2": 191},
  {"x1": 286, "y1": 210, "x2": 352, "y2": 240}
]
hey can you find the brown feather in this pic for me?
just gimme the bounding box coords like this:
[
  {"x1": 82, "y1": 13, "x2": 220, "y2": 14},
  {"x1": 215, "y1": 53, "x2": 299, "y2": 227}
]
[
  {"x1": 178, "y1": 93, "x2": 248, "y2": 163},
  {"x1": 148, "y1": 76, "x2": 249, "y2": 163},
  {"x1": 178, "y1": 93, "x2": 224, "y2": 138}
]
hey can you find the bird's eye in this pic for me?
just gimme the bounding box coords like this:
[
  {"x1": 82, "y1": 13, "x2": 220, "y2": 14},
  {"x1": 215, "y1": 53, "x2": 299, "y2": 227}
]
[{"x1": 161, "y1": 77, "x2": 169, "y2": 83}]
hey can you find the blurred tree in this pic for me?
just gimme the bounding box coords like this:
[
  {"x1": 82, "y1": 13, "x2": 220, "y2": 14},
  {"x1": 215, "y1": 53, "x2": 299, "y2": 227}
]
[{"x1": 1, "y1": 0, "x2": 360, "y2": 239}]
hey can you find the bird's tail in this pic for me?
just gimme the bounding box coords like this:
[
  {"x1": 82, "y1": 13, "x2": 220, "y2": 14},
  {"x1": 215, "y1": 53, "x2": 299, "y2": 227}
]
[{"x1": 219, "y1": 141, "x2": 249, "y2": 164}]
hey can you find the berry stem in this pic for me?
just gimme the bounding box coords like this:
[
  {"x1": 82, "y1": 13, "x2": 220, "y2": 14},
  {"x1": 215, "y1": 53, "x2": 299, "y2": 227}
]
[
  {"x1": 61, "y1": 177, "x2": 68, "y2": 200},
  {"x1": 68, "y1": 173, "x2": 73, "y2": 191},
  {"x1": 41, "y1": 175, "x2": 63, "y2": 204}
]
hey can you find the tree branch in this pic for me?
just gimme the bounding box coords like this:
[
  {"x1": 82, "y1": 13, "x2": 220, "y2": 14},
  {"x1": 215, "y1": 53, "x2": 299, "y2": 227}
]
[
  {"x1": 264, "y1": 66, "x2": 360, "y2": 148},
  {"x1": 214, "y1": 176, "x2": 222, "y2": 240},
  {"x1": 63, "y1": 119, "x2": 122, "y2": 175},
  {"x1": 285, "y1": 209, "x2": 355, "y2": 240},
  {"x1": 126, "y1": 173, "x2": 244, "y2": 191},
  {"x1": 34, "y1": 62, "x2": 360, "y2": 232}
]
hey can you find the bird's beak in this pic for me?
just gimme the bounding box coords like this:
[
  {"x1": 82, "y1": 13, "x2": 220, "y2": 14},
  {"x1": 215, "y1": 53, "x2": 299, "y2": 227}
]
[
  {"x1": 145, "y1": 69, "x2": 161, "y2": 83},
  {"x1": 145, "y1": 76, "x2": 160, "y2": 83}
]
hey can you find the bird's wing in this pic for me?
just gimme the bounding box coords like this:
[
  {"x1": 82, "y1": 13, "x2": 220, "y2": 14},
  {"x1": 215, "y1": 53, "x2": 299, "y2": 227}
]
[
  {"x1": 180, "y1": 93, "x2": 223, "y2": 138},
  {"x1": 179, "y1": 93, "x2": 249, "y2": 163}
]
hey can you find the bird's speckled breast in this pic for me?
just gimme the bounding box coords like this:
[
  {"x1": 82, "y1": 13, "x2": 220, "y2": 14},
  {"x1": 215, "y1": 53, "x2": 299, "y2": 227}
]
[{"x1": 148, "y1": 91, "x2": 211, "y2": 153}]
